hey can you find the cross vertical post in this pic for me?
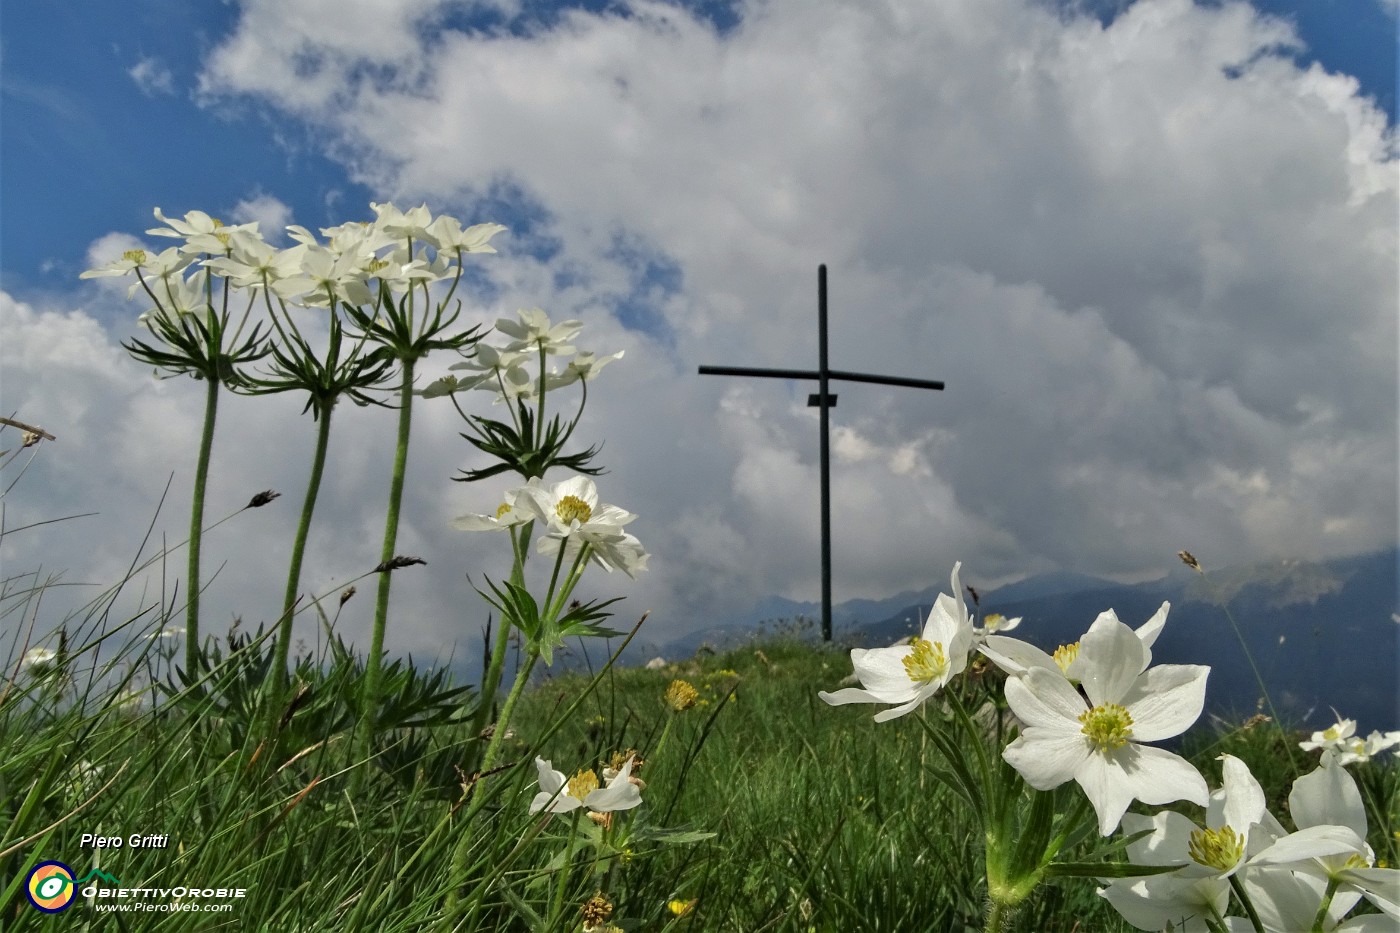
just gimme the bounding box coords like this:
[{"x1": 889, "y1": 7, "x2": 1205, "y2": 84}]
[
  {"x1": 699, "y1": 265, "x2": 945, "y2": 641},
  {"x1": 816, "y1": 266, "x2": 833, "y2": 644}
]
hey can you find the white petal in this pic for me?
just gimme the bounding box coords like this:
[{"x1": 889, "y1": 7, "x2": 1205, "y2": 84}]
[
  {"x1": 1117, "y1": 745, "x2": 1209, "y2": 809},
  {"x1": 980, "y1": 635, "x2": 1059, "y2": 676},
  {"x1": 1251, "y1": 824, "x2": 1368, "y2": 866},
  {"x1": 1121, "y1": 665, "x2": 1209, "y2": 741},
  {"x1": 1005, "y1": 666, "x2": 1086, "y2": 730},
  {"x1": 818, "y1": 687, "x2": 883, "y2": 707},
  {"x1": 1290, "y1": 751, "x2": 1367, "y2": 837},
  {"x1": 1217, "y1": 754, "x2": 1268, "y2": 837},
  {"x1": 1078, "y1": 613, "x2": 1147, "y2": 706},
  {"x1": 849, "y1": 645, "x2": 920, "y2": 703},
  {"x1": 1003, "y1": 728, "x2": 1087, "y2": 791},
  {"x1": 1134, "y1": 601, "x2": 1170, "y2": 655},
  {"x1": 1075, "y1": 750, "x2": 1140, "y2": 835}
]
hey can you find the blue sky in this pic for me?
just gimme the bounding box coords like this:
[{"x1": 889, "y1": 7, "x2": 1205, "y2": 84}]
[
  {"x1": 1, "y1": 0, "x2": 1395, "y2": 666},
  {"x1": 1, "y1": 0, "x2": 1393, "y2": 292}
]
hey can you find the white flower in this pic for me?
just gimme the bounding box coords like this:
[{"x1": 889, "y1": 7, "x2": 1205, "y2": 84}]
[
  {"x1": 280, "y1": 245, "x2": 375, "y2": 307},
  {"x1": 1098, "y1": 755, "x2": 1271, "y2": 930},
  {"x1": 204, "y1": 233, "x2": 303, "y2": 290},
  {"x1": 981, "y1": 601, "x2": 1170, "y2": 679},
  {"x1": 447, "y1": 343, "x2": 535, "y2": 401},
  {"x1": 818, "y1": 563, "x2": 974, "y2": 722},
  {"x1": 1236, "y1": 867, "x2": 1378, "y2": 932},
  {"x1": 1000, "y1": 610, "x2": 1209, "y2": 835},
  {"x1": 1300, "y1": 716, "x2": 1358, "y2": 754},
  {"x1": 972, "y1": 612, "x2": 1022, "y2": 639},
  {"x1": 495, "y1": 308, "x2": 583, "y2": 356},
  {"x1": 428, "y1": 216, "x2": 506, "y2": 255},
  {"x1": 147, "y1": 208, "x2": 256, "y2": 256},
  {"x1": 140, "y1": 269, "x2": 213, "y2": 326},
  {"x1": 547, "y1": 350, "x2": 625, "y2": 389},
  {"x1": 371, "y1": 201, "x2": 438, "y2": 247},
  {"x1": 1338, "y1": 730, "x2": 1400, "y2": 766},
  {"x1": 515, "y1": 476, "x2": 648, "y2": 578},
  {"x1": 530, "y1": 756, "x2": 642, "y2": 814},
  {"x1": 451, "y1": 485, "x2": 535, "y2": 532},
  {"x1": 1250, "y1": 751, "x2": 1400, "y2": 922}
]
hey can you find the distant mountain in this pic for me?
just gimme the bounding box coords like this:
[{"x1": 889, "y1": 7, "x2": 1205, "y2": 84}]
[{"x1": 656, "y1": 548, "x2": 1398, "y2": 733}]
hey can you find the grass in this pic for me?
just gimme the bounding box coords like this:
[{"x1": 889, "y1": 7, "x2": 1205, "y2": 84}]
[{"x1": 4, "y1": 584, "x2": 1395, "y2": 932}]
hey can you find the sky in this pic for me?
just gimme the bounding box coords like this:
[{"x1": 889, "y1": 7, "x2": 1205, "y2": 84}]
[{"x1": 1, "y1": 0, "x2": 1396, "y2": 670}]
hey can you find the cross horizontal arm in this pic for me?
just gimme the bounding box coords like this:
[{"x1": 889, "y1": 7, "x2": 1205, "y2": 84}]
[{"x1": 698, "y1": 365, "x2": 944, "y2": 392}]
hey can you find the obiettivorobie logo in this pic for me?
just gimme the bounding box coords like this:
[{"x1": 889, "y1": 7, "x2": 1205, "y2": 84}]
[
  {"x1": 25, "y1": 861, "x2": 120, "y2": 913},
  {"x1": 23, "y1": 858, "x2": 248, "y2": 914}
]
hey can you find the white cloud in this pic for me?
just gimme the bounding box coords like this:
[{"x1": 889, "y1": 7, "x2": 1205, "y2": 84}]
[
  {"x1": 11, "y1": 0, "x2": 1393, "y2": 662},
  {"x1": 128, "y1": 55, "x2": 175, "y2": 96},
  {"x1": 230, "y1": 193, "x2": 294, "y2": 241}
]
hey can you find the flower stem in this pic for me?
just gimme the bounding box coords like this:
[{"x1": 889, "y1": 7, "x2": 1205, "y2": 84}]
[
  {"x1": 480, "y1": 651, "x2": 538, "y2": 774},
  {"x1": 184, "y1": 375, "x2": 220, "y2": 675},
  {"x1": 548, "y1": 810, "x2": 582, "y2": 927},
  {"x1": 271, "y1": 402, "x2": 334, "y2": 695},
  {"x1": 355, "y1": 356, "x2": 416, "y2": 785},
  {"x1": 1308, "y1": 876, "x2": 1341, "y2": 933},
  {"x1": 1228, "y1": 874, "x2": 1266, "y2": 932},
  {"x1": 466, "y1": 523, "x2": 534, "y2": 765},
  {"x1": 443, "y1": 648, "x2": 540, "y2": 927}
]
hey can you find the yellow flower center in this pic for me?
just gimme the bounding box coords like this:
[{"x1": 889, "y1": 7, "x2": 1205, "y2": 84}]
[
  {"x1": 665, "y1": 680, "x2": 699, "y2": 711},
  {"x1": 1053, "y1": 642, "x2": 1080, "y2": 675},
  {"x1": 1079, "y1": 703, "x2": 1134, "y2": 750},
  {"x1": 567, "y1": 768, "x2": 600, "y2": 800},
  {"x1": 495, "y1": 502, "x2": 512, "y2": 520},
  {"x1": 1323, "y1": 724, "x2": 1346, "y2": 741},
  {"x1": 902, "y1": 638, "x2": 948, "y2": 685},
  {"x1": 122, "y1": 249, "x2": 147, "y2": 264},
  {"x1": 1189, "y1": 826, "x2": 1245, "y2": 871},
  {"x1": 210, "y1": 218, "x2": 231, "y2": 247},
  {"x1": 556, "y1": 494, "x2": 592, "y2": 525},
  {"x1": 367, "y1": 258, "x2": 390, "y2": 274},
  {"x1": 984, "y1": 613, "x2": 1004, "y2": 629}
]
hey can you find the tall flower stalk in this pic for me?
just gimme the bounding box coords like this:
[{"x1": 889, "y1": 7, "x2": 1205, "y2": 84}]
[
  {"x1": 82, "y1": 212, "x2": 272, "y2": 675},
  {"x1": 342, "y1": 204, "x2": 504, "y2": 779},
  {"x1": 427, "y1": 307, "x2": 618, "y2": 765}
]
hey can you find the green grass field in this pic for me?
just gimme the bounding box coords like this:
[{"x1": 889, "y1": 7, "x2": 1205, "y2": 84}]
[{"x1": 4, "y1": 615, "x2": 1395, "y2": 932}]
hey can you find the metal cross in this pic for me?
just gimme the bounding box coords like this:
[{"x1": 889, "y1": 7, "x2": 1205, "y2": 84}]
[{"x1": 700, "y1": 265, "x2": 946, "y2": 641}]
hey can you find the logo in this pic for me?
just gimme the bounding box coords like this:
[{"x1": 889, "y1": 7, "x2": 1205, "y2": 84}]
[
  {"x1": 24, "y1": 862, "x2": 121, "y2": 913},
  {"x1": 26, "y1": 861, "x2": 76, "y2": 913}
]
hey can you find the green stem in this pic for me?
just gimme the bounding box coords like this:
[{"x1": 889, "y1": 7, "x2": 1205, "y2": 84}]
[
  {"x1": 481, "y1": 651, "x2": 538, "y2": 774},
  {"x1": 185, "y1": 374, "x2": 220, "y2": 675},
  {"x1": 466, "y1": 522, "x2": 534, "y2": 765},
  {"x1": 1228, "y1": 873, "x2": 1266, "y2": 933},
  {"x1": 984, "y1": 897, "x2": 1012, "y2": 933},
  {"x1": 1308, "y1": 875, "x2": 1341, "y2": 933},
  {"x1": 444, "y1": 649, "x2": 540, "y2": 927},
  {"x1": 549, "y1": 810, "x2": 582, "y2": 928},
  {"x1": 272, "y1": 402, "x2": 334, "y2": 694},
  {"x1": 356, "y1": 356, "x2": 417, "y2": 781}
]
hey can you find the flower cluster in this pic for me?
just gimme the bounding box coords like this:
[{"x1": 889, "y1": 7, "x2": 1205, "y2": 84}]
[
  {"x1": 1102, "y1": 750, "x2": 1400, "y2": 931},
  {"x1": 83, "y1": 204, "x2": 505, "y2": 320},
  {"x1": 454, "y1": 474, "x2": 647, "y2": 579},
  {"x1": 1300, "y1": 715, "x2": 1400, "y2": 767}
]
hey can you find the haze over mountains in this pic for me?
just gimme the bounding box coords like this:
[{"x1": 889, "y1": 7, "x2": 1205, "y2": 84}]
[{"x1": 642, "y1": 548, "x2": 1398, "y2": 733}]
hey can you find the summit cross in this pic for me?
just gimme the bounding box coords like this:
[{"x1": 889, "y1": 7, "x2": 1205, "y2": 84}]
[{"x1": 699, "y1": 265, "x2": 946, "y2": 641}]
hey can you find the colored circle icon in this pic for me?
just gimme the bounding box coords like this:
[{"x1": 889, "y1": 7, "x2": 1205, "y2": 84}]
[{"x1": 26, "y1": 861, "x2": 76, "y2": 913}]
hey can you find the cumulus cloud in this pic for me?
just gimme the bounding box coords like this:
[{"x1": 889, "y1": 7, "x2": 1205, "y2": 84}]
[
  {"x1": 128, "y1": 55, "x2": 175, "y2": 96},
  {"x1": 230, "y1": 193, "x2": 294, "y2": 241},
  {"x1": 12, "y1": 0, "x2": 1392, "y2": 659}
]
